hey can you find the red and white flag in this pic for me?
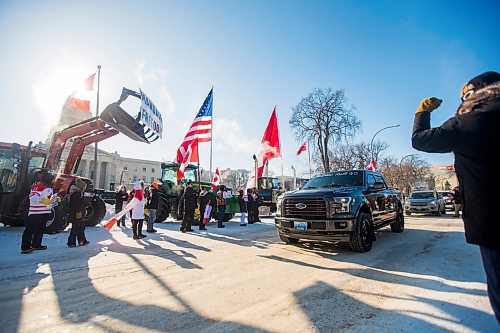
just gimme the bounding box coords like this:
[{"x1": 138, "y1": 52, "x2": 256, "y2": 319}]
[
  {"x1": 365, "y1": 158, "x2": 377, "y2": 171},
  {"x1": 212, "y1": 167, "x2": 220, "y2": 190},
  {"x1": 247, "y1": 107, "x2": 281, "y2": 189},
  {"x1": 177, "y1": 138, "x2": 199, "y2": 180},
  {"x1": 296, "y1": 142, "x2": 307, "y2": 156},
  {"x1": 68, "y1": 73, "x2": 96, "y2": 112},
  {"x1": 176, "y1": 89, "x2": 212, "y2": 163}
]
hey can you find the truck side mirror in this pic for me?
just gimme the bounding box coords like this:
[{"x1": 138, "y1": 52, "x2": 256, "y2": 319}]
[{"x1": 370, "y1": 181, "x2": 385, "y2": 191}]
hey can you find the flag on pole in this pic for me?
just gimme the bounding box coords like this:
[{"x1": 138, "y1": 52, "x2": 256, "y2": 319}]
[
  {"x1": 68, "y1": 73, "x2": 96, "y2": 112},
  {"x1": 178, "y1": 138, "x2": 199, "y2": 180},
  {"x1": 365, "y1": 158, "x2": 377, "y2": 171},
  {"x1": 176, "y1": 88, "x2": 213, "y2": 163},
  {"x1": 212, "y1": 167, "x2": 220, "y2": 190},
  {"x1": 246, "y1": 107, "x2": 281, "y2": 189},
  {"x1": 296, "y1": 142, "x2": 307, "y2": 156}
]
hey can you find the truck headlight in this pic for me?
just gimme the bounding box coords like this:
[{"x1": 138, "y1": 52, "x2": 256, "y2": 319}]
[
  {"x1": 330, "y1": 197, "x2": 351, "y2": 214},
  {"x1": 276, "y1": 195, "x2": 283, "y2": 216},
  {"x1": 430, "y1": 201, "x2": 436, "y2": 205}
]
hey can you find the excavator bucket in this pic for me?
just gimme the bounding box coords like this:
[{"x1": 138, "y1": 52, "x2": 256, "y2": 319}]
[{"x1": 100, "y1": 103, "x2": 151, "y2": 144}]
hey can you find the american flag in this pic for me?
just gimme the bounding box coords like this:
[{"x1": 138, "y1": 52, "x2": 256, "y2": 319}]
[{"x1": 176, "y1": 88, "x2": 213, "y2": 163}]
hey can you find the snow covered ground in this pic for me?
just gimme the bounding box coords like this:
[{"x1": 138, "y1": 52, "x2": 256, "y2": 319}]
[{"x1": 0, "y1": 213, "x2": 497, "y2": 332}]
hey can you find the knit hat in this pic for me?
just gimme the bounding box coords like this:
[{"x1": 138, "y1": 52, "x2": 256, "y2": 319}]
[
  {"x1": 461, "y1": 71, "x2": 500, "y2": 101},
  {"x1": 151, "y1": 181, "x2": 158, "y2": 188},
  {"x1": 134, "y1": 181, "x2": 142, "y2": 190},
  {"x1": 75, "y1": 178, "x2": 87, "y2": 191}
]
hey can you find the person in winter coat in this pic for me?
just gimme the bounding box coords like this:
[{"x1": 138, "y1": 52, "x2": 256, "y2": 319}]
[
  {"x1": 130, "y1": 181, "x2": 147, "y2": 240},
  {"x1": 411, "y1": 71, "x2": 500, "y2": 323},
  {"x1": 21, "y1": 172, "x2": 56, "y2": 254},
  {"x1": 115, "y1": 185, "x2": 128, "y2": 227},
  {"x1": 180, "y1": 180, "x2": 197, "y2": 233},
  {"x1": 247, "y1": 188, "x2": 255, "y2": 223},
  {"x1": 146, "y1": 182, "x2": 159, "y2": 233},
  {"x1": 198, "y1": 187, "x2": 209, "y2": 230},
  {"x1": 216, "y1": 185, "x2": 227, "y2": 228},
  {"x1": 238, "y1": 189, "x2": 248, "y2": 226},
  {"x1": 252, "y1": 187, "x2": 261, "y2": 222},
  {"x1": 452, "y1": 186, "x2": 462, "y2": 218},
  {"x1": 67, "y1": 178, "x2": 88, "y2": 247}
]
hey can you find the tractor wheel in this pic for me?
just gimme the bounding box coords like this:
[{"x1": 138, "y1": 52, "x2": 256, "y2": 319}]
[
  {"x1": 44, "y1": 204, "x2": 68, "y2": 234},
  {"x1": 155, "y1": 188, "x2": 170, "y2": 222},
  {"x1": 85, "y1": 197, "x2": 106, "y2": 227}
]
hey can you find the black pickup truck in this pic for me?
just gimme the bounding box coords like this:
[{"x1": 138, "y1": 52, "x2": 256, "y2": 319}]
[{"x1": 274, "y1": 170, "x2": 405, "y2": 252}]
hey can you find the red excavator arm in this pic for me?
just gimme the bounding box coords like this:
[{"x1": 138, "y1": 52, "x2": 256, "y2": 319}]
[{"x1": 44, "y1": 117, "x2": 119, "y2": 173}]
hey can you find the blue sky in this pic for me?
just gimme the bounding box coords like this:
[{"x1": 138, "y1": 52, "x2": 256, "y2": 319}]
[{"x1": 0, "y1": 0, "x2": 498, "y2": 177}]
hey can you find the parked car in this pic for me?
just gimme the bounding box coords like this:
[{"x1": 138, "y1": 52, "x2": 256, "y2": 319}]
[
  {"x1": 404, "y1": 190, "x2": 446, "y2": 216},
  {"x1": 438, "y1": 191, "x2": 455, "y2": 211},
  {"x1": 274, "y1": 169, "x2": 405, "y2": 253}
]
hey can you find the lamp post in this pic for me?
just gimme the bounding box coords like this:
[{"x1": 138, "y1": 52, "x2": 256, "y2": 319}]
[
  {"x1": 370, "y1": 124, "x2": 400, "y2": 161},
  {"x1": 291, "y1": 165, "x2": 296, "y2": 190},
  {"x1": 253, "y1": 154, "x2": 258, "y2": 189}
]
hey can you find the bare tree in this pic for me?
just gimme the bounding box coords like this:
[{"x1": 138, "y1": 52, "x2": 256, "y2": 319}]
[
  {"x1": 290, "y1": 88, "x2": 361, "y2": 172},
  {"x1": 327, "y1": 140, "x2": 389, "y2": 171},
  {"x1": 377, "y1": 155, "x2": 431, "y2": 190},
  {"x1": 221, "y1": 169, "x2": 250, "y2": 190}
]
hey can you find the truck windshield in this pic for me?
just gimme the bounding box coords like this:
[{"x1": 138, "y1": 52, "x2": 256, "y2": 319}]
[
  {"x1": 258, "y1": 178, "x2": 279, "y2": 190},
  {"x1": 0, "y1": 147, "x2": 21, "y2": 193},
  {"x1": 161, "y1": 166, "x2": 197, "y2": 184},
  {"x1": 303, "y1": 171, "x2": 364, "y2": 189}
]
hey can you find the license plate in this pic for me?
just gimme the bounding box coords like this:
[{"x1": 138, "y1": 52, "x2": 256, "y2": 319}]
[{"x1": 294, "y1": 222, "x2": 308, "y2": 230}]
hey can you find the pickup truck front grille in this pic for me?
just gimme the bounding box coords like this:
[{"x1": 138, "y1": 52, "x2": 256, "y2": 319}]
[{"x1": 283, "y1": 198, "x2": 327, "y2": 220}]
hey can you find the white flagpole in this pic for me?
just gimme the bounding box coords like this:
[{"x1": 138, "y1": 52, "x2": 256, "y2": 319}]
[
  {"x1": 209, "y1": 86, "x2": 213, "y2": 182},
  {"x1": 307, "y1": 139, "x2": 312, "y2": 178},
  {"x1": 275, "y1": 105, "x2": 284, "y2": 188},
  {"x1": 93, "y1": 65, "x2": 101, "y2": 188}
]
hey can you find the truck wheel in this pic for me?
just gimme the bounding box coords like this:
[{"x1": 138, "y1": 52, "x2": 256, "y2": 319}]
[
  {"x1": 434, "y1": 209, "x2": 441, "y2": 216},
  {"x1": 390, "y1": 207, "x2": 405, "y2": 233},
  {"x1": 44, "y1": 205, "x2": 68, "y2": 234},
  {"x1": 279, "y1": 233, "x2": 299, "y2": 244},
  {"x1": 349, "y1": 212, "x2": 373, "y2": 253},
  {"x1": 85, "y1": 197, "x2": 106, "y2": 227},
  {"x1": 155, "y1": 188, "x2": 170, "y2": 222}
]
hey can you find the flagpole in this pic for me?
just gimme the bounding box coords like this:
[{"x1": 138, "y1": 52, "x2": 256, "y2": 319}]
[
  {"x1": 93, "y1": 65, "x2": 101, "y2": 188},
  {"x1": 307, "y1": 139, "x2": 312, "y2": 178},
  {"x1": 275, "y1": 105, "x2": 284, "y2": 188},
  {"x1": 209, "y1": 86, "x2": 213, "y2": 183}
]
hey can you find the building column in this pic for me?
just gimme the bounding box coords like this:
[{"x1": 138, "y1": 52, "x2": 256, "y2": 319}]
[
  {"x1": 84, "y1": 160, "x2": 91, "y2": 178},
  {"x1": 95, "y1": 162, "x2": 102, "y2": 189}
]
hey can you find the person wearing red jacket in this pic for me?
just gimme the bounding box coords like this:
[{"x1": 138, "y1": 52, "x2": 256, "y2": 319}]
[{"x1": 21, "y1": 172, "x2": 55, "y2": 254}]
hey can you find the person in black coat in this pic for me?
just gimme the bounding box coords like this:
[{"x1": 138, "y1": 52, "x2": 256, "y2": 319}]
[
  {"x1": 115, "y1": 185, "x2": 128, "y2": 227},
  {"x1": 146, "y1": 182, "x2": 159, "y2": 233},
  {"x1": 67, "y1": 178, "x2": 88, "y2": 247},
  {"x1": 238, "y1": 189, "x2": 248, "y2": 226},
  {"x1": 180, "y1": 180, "x2": 197, "y2": 233},
  {"x1": 246, "y1": 188, "x2": 255, "y2": 223},
  {"x1": 411, "y1": 71, "x2": 500, "y2": 323},
  {"x1": 452, "y1": 186, "x2": 462, "y2": 218}
]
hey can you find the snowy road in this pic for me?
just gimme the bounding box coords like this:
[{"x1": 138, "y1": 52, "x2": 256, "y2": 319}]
[{"x1": 0, "y1": 214, "x2": 497, "y2": 332}]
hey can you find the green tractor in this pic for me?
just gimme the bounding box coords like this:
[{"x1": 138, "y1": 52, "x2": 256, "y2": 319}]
[{"x1": 155, "y1": 162, "x2": 238, "y2": 223}]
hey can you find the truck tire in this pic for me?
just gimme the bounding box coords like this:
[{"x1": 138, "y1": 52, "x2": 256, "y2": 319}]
[
  {"x1": 349, "y1": 212, "x2": 373, "y2": 253},
  {"x1": 434, "y1": 209, "x2": 441, "y2": 216},
  {"x1": 44, "y1": 205, "x2": 68, "y2": 234},
  {"x1": 85, "y1": 197, "x2": 106, "y2": 227},
  {"x1": 279, "y1": 233, "x2": 299, "y2": 244},
  {"x1": 155, "y1": 188, "x2": 170, "y2": 222},
  {"x1": 390, "y1": 207, "x2": 405, "y2": 233}
]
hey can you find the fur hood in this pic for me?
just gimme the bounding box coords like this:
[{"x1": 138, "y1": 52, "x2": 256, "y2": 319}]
[{"x1": 456, "y1": 82, "x2": 500, "y2": 115}]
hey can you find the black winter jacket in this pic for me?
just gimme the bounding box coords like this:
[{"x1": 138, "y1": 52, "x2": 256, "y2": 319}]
[
  {"x1": 412, "y1": 82, "x2": 500, "y2": 250},
  {"x1": 182, "y1": 187, "x2": 198, "y2": 214},
  {"x1": 115, "y1": 191, "x2": 128, "y2": 210},
  {"x1": 147, "y1": 187, "x2": 159, "y2": 209},
  {"x1": 69, "y1": 186, "x2": 85, "y2": 220}
]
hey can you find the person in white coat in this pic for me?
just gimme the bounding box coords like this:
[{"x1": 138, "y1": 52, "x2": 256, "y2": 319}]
[{"x1": 130, "y1": 181, "x2": 146, "y2": 239}]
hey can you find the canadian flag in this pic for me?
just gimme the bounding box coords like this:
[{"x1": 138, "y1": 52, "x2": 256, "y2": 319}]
[
  {"x1": 296, "y1": 142, "x2": 307, "y2": 156},
  {"x1": 68, "y1": 73, "x2": 96, "y2": 112},
  {"x1": 212, "y1": 167, "x2": 221, "y2": 190},
  {"x1": 365, "y1": 158, "x2": 377, "y2": 171},
  {"x1": 177, "y1": 138, "x2": 199, "y2": 180},
  {"x1": 246, "y1": 108, "x2": 281, "y2": 189}
]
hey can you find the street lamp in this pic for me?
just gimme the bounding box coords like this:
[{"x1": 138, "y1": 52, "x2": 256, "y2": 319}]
[
  {"x1": 253, "y1": 154, "x2": 258, "y2": 189},
  {"x1": 399, "y1": 154, "x2": 417, "y2": 196},
  {"x1": 291, "y1": 165, "x2": 296, "y2": 190},
  {"x1": 370, "y1": 124, "x2": 400, "y2": 160}
]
